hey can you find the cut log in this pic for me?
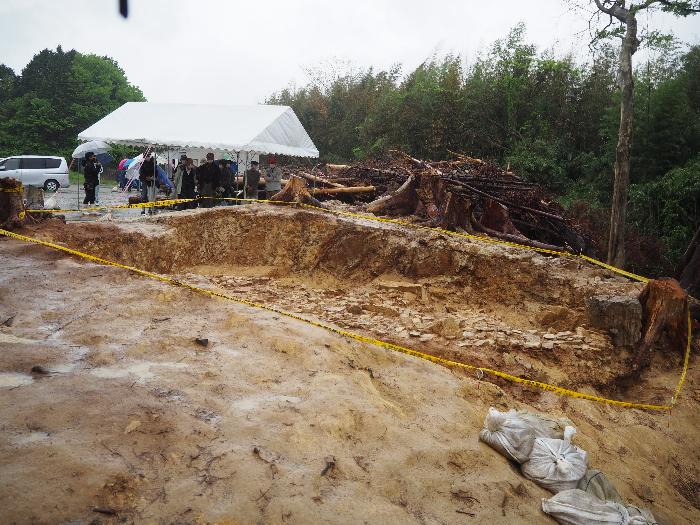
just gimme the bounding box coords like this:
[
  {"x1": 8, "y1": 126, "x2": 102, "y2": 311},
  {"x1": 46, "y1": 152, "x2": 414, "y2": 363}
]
[
  {"x1": 298, "y1": 171, "x2": 346, "y2": 188},
  {"x1": 270, "y1": 175, "x2": 326, "y2": 208},
  {"x1": 631, "y1": 278, "x2": 689, "y2": 373},
  {"x1": 310, "y1": 186, "x2": 375, "y2": 195},
  {"x1": 366, "y1": 175, "x2": 419, "y2": 215},
  {"x1": 0, "y1": 177, "x2": 25, "y2": 230}
]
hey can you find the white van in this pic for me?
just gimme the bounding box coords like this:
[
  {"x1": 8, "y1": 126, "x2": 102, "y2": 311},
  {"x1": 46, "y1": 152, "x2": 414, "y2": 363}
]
[{"x1": 0, "y1": 155, "x2": 70, "y2": 192}]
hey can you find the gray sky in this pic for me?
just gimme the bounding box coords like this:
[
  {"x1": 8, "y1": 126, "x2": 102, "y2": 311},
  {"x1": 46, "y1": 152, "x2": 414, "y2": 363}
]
[{"x1": 1, "y1": 0, "x2": 698, "y2": 104}]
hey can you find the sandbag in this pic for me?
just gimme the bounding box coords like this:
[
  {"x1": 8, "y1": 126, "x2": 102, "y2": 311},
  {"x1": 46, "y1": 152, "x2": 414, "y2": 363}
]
[
  {"x1": 542, "y1": 489, "x2": 629, "y2": 525},
  {"x1": 542, "y1": 490, "x2": 657, "y2": 525},
  {"x1": 478, "y1": 407, "x2": 537, "y2": 463},
  {"x1": 479, "y1": 407, "x2": 571, "y2": 463},
  {"x1": 577, "y1": 469, "x2": 624, "y2": 504},
  {"x1": 626, "y1": 506, "x2": 657, "y2": 524},
  {"x1": 517, "y1": 410, "x2": 572, "y2": 440},
  {"x1": 521, "y1": 426, "x2": 588, "y2": 493}
]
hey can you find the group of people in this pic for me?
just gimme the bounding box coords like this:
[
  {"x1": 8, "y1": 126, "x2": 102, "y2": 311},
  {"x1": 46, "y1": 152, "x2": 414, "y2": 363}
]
[{"x1": 137, "y1": 152, "x2": 283, "y2": 209}]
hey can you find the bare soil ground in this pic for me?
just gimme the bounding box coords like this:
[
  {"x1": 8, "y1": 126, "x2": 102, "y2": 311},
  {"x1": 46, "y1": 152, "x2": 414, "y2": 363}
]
[{"x1": 0, "y1": 204, "x2": 698, "y2": 524}]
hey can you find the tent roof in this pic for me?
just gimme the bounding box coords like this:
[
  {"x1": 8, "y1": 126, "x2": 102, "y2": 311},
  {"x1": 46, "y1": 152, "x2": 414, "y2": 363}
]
[{"x1": 77, "y1": 102, "x2": 319, "y2": 158}]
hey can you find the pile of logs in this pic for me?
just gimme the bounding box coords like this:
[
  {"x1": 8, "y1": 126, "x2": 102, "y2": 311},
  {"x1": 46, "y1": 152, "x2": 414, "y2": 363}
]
[{"x1": 280, "y1": 151, "x2": 589, "y2": 253}]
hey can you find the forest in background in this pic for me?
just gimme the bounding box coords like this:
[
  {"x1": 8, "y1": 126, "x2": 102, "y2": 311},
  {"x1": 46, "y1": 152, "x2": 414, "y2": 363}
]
[
  {"x1": 268, "y1": 25, "x2": 700, "y2": 276},
  {"x1": 0, "y1": 24, "x2": 698, "y2": 276}
]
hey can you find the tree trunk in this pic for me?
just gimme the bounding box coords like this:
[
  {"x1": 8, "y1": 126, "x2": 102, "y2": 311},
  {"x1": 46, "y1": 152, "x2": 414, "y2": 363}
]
[{"x1": 607, "y1": 11, "x2": 638, "y2": 267}]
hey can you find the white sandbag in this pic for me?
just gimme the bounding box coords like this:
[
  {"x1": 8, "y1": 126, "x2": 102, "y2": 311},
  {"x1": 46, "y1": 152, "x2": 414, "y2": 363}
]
[
  {"x1": 517, "y1": 410, "x2": 572, "y2": 439},
  {"x1": 577, "y1": 469, "x2": 624, "y2": 504},
  {"x1": 626, "y1": 505, "x2": 657, "y2": 525},
  {"x1": 542, "y1": 489, "x2": 629, "y2": 525},
  {"x1": 479, "y1": 407, "x2": 571, "y2": 463},
  {"x1": 478, "y1": 407, "x2": 537, "y2": 463},
  {"x1": 521, "y1": 426, "x2": 588, "y2": 493}
]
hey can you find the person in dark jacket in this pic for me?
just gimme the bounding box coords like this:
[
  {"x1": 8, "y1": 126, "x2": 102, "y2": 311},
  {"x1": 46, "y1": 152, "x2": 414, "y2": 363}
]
[
  {"x1": 82, "y1": 152, "x2": 101, "y2": 205},
  {"x1": 244, "y1": 160, "x2": 261, "y2": 201},
  {"x1": 173, "y1": 157, "x2": 198, "y2": 209},
  {"x1": 139, "y1": 154, "x2": 157, "y2": 214},
  {"x1": 197, "y1": 152, "x2": 219, "y2": 208}
]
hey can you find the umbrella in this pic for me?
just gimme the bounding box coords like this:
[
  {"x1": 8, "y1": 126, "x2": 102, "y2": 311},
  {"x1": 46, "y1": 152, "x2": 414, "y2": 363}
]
[
  {"x1": 118, "y1": 158, "x2": 129, "y2": 170},
  {"x1": 72, "y1": 140, "x2": 110, "y2": 159}
]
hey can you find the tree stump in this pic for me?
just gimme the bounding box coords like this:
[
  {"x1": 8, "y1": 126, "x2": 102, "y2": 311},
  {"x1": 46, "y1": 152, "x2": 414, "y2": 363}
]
[
  {"x1": 0, "y1": 177, "x2": 25, "y2": 230},
  {"x1": 631, "y1": 278, "x2": 689, "y2": 372},
  {"x1": 271, "y1": 175, "x2": 326, "y2": 209},
  {"x1": 480, "y1": 198, "x2": 522, "y2": 236}
]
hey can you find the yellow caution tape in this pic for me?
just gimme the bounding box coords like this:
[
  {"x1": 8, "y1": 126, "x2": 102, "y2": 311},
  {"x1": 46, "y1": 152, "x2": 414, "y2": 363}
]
[
  {"x1": 0, "y1": 187, "x2": 24, "y2": 192},
  {"x1": 28, "y1": 197, "x2": 197, "y2": 213},
  {"x1": 0, "y1": 227, "x2": 692, "y2": 411}
]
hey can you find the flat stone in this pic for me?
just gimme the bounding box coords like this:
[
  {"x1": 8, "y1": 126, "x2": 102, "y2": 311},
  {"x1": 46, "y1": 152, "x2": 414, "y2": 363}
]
[
  {"x1": 543, "y1": 334, "x2": 556, "y2": 340},
  {"x1": 586, "y1": 295, "x2": 642, "y2": 347},
  {"x1": 542, "y1": 341, "x2": 555, "y2": 350}
]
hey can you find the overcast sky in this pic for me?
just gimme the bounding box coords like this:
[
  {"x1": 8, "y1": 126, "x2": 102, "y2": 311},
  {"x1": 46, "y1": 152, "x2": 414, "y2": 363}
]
[{"x1": 1, "y1": 0, "x2": 698, "y2": 104}]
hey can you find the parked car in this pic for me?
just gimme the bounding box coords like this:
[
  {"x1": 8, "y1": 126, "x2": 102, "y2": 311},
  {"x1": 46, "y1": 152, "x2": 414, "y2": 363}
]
[{"x1": 0, "y1": 155, "x2": 70, "y2": 192}]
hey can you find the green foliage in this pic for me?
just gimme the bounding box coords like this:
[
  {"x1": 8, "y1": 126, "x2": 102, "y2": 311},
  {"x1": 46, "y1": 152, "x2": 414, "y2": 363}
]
[
  {"x1": 0, "y1": 46, "x2": 145, "y2": 160},
  {"x1": 267, "y1": 28, "x2": 699, "y2": 273}
]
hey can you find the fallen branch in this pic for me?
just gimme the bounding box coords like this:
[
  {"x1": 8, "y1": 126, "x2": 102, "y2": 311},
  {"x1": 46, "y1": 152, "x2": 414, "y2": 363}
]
[{"x1": 310, "y1": 186, "x2": 375, "y2": 195}]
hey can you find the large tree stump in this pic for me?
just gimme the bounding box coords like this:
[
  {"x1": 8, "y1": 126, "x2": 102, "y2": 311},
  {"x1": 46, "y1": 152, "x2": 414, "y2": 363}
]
[
  {"x1": 0, "y1": 177, "x2": 25, "y2": 230},
  {"x1": 271, "y1": 175, "x2": 326, "y2": 209},
  {"x1": 631, "y1": 278, "x2": 689, "y2": 372}
]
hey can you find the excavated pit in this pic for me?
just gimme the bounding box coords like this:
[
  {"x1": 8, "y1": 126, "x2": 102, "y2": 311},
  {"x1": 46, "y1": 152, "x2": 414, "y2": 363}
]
[{"x1": 17, "y1": 204, "x2": 683, "y2": 404}]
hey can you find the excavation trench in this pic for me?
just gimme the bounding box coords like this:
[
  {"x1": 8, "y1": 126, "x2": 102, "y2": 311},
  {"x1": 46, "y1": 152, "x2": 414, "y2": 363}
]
[{"x1": 20, "y1": 205, "x2": 684, "y2": 403}]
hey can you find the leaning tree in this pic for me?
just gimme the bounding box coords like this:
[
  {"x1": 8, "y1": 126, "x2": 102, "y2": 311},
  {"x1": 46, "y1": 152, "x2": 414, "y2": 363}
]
[{"x1": 583, "y1": 1, "x2": 699, "y2": 267}]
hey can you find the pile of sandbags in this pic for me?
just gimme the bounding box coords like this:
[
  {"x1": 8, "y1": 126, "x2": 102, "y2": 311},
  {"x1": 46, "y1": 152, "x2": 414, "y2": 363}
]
[{"x1": 479, "y1": 407, "x2": 657, "y2": 525}]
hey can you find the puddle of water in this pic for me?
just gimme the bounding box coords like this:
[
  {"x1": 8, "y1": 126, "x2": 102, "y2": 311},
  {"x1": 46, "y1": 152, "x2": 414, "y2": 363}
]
[
  {"x1": 12, "y1": 431, "x2": 51, "y2": 446},
  {"x1": 90, "y1": 361, "x2": 187, "y2": 383},
  {"x1": 233, "y1": 394, "x2": 303, "y2": 411},
  {"x1": 0, "y1": 372, "x2": 34, "y2": 388}
]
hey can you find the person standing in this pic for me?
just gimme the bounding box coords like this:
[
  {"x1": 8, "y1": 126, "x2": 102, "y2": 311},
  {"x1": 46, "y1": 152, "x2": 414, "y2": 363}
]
[
  {"x1": 173, "y1": 157, "x2": 197, "y2": 209},
  {"x1": 265, "y1": 156, "x2": 282, "y2": 199},
  {"x1": 244, "y1": 160, "x2": 261, "y2": 201},
  {"x1": 197, "y1": 152, "x2": 219, "y2": 208},
  {"x1": 82, "y1": 151, "x2": 101, "y2": 205},
  {"x1": 139, "y1": 154, "x2": 157, "y2": 213}
]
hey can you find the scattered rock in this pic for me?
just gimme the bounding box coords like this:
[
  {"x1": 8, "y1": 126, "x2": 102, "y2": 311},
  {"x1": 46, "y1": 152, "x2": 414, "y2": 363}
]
[
  {"x1": 409, "y1": 331, "x2": 421, "y2": 337},
  {"x1": 321, "y1": 455, "x2": 336, "y2": 476},
  {"x1": 428, "y1": 317, "x2": 462, "y2": 338},
  {"x1": 124, "y1": 420, "x2": 141, "y2": 434},
  {"x1": 362, "y1": 304, "x2": 399, "y2": 317},
  {"x1": 543, "y1": 334, "x2": 556, "y2": 340},
  {"x1": 3, "y1": 315, "x2": 16, "y2": 327},
  {"x1": 586, "y1": 295, "x2": 642, "y2": 347},
  {"x1": 377, "y1": 280, "x2": 422, "y2": 294},
  {"x1": 346, "y1": 304, "x2": 362, "y2": 315},
  {"x1": 542, "y1": 341, "x2": 554, "y2": 350},
  {"x1": 195, "y1": 337, "x2": 209, "y2": 348}
]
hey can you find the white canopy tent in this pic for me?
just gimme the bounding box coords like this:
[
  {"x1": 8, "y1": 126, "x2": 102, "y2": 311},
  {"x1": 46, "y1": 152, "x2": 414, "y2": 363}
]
[{"x1": 77, "y1": 102, "x2": 319, "y2": 160}]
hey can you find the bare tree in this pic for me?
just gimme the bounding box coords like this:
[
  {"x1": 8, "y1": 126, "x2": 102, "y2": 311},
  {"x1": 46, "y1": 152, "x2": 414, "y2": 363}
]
[{"x1": 585, "y1": 1, "x2": 698, "y2": 267}]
